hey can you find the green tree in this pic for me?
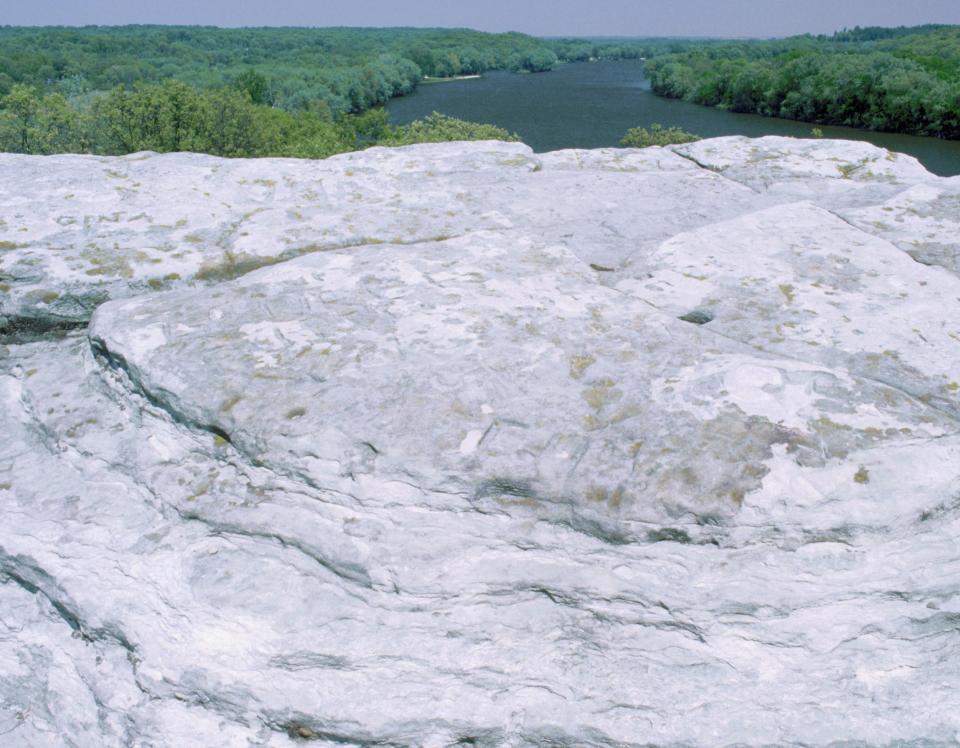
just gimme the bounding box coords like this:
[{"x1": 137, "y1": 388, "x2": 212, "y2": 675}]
[
  {"x1": 0, "y1": 84, "x2": 41, "y2": 152},
  {"x1": 379, "y1": 112, "x2": 519, "y2": 145},
  {"x1": 644, "y1": 26, "x2": 960, "y2": 138},
  {"x1": 342, "y1": 107, "x2": 392, "y2": 144},
  {"x1": 197, "y1": 87, "x2": 260, "y2": 156},
  {"x1": 157, "y1": 79, "x2": 203, "y2": 151},
  {"x1": 620, "y1": 123, "x2": 701, "y2": 147},
  {"x1": 90, "y1": 81, "x2": 203, "y2": 153},
  {"x1": 36, "y1": 92, "x2": 83, "y2": 153},
  {"x1": 233, "y1": 69, "x2": 269, "y2": 105},
  {"x1": 0, "y1": 84, "x2": 83, "y2": 154}
]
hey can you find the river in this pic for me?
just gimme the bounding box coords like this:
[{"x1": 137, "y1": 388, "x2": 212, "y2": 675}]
[{"x1": 387, "y1": 60, "x2": 960, "y2": 177}]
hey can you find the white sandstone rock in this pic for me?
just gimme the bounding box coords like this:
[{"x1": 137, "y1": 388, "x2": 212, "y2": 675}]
[{"x1": 1, "y1": 138, "x2": 959, "y2": 746}]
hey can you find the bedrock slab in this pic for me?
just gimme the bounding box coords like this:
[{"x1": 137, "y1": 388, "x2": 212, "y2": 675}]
[
  {"x1": 2, "y1": 138, "x2": 960, "y2": 747},
  {"x1": 5, "y1": 135, "x2": 956, "y2": 340}
]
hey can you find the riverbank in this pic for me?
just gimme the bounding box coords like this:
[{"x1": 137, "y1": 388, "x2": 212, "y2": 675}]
[
  {"x1": 388, "y1": 61, "x2": 960, "y2": 176},
  {"x1": 421, "y1": 74, "x2": 482, "y2": 83}
]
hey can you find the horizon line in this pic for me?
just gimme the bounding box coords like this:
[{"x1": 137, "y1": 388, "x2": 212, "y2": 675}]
[{"x1": 1, "y1": 22, "x2": 954, "y2": 41}]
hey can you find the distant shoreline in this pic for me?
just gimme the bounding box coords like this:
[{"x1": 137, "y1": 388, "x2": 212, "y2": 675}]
[{"x1": 422, "y1": 74, "x2": 482, "y2": 83}]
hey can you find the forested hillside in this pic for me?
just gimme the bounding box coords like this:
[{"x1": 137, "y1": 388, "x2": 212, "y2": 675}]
[
  {"x1": 0, "y1": 26, "x2": 680, "y2": 157},
  {"x1": 545, "y1": 36, "x2": 727, "y2": 62},
  {"x1": 3, "y1": 24, "x2": 958, "y2": 157},
  {"x1": 0, "y1": 26, "x2": 557, "y2": 158},
  {"x1": 0, "y1": 77, "x2": 522, "y2": 159},
  {"x1": 646, "y1": 25, "x2": 960, "y2": 138},
  {"x1": 0, "y1": 26, "x2": 565, "y2": 114}
]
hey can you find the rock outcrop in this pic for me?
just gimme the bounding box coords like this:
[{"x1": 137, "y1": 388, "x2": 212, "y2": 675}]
[{"x1": 1, "y1": 137, "x2": 959, "y2": 746}]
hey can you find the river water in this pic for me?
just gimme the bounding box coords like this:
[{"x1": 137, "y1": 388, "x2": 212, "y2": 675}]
[{"x1": 388, "y1": 60, "x2": 960, "y2": 176}]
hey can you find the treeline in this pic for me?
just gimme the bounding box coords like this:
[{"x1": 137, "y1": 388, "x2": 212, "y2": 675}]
[
  {"x1": 826, "y1": 25, "x2": 950, "y2": 43},
  {"x1": 646, "y1": 25, "x2": 960, "y2": 138},
  {"x1": 0, "y1": 26, "x2": 646, "y2": 117},
  {"x1": 0, "y1": 82, "x2": 517, "y2": 158},
  {"x1": 0, "y1": 26, "x2": 698, "y2": 118},
  {"x1": 0, "y1": 26, "x2": 688, "y2": 160},
  {"x1": 547, "y1": 37, "x2": 728, "y2": 62}
]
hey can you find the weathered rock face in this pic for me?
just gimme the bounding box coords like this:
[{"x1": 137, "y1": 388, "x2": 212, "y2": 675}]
[{"x1": 2, "y1": 137, "x2": 960, "y2": 747}]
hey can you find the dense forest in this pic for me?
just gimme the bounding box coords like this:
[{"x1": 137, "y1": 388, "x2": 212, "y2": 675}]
[
  {"x1": 0, "y1": 81, "x2": 520, "y2": 158},
  {"x1": 0, "y1": 26, "x2": 672, "y2": 156},
  {"x1": 646, "y1": 25, "x2": 960, "y2": 138},
  {"x1": 0, "y1": 26, "x2": 708, "y2": 111},
  {"x1": 0, "y1": 27, "x2": 534, "y2": 115},
  {"x1": 0, "y1": 26, "x2": 664, "y2": 116},
  {"x1": 545, "y1": 36, "x2": 727, "y2": 63},
  {"x1": 2, "y1": 24, "x2": 959, "y2": 158}
]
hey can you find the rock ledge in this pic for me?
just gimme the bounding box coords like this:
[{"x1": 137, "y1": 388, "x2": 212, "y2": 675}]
[{"x1": 1, "y1": 137, "x2": 959, "y2": 746}]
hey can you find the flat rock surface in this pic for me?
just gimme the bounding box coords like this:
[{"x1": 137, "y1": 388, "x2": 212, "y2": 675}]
[{"x1": 2, "y1": 137, "x2": 960, "y2": 746}]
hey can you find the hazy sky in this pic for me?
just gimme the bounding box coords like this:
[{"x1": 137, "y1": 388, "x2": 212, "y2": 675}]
[{"x1": 5, "y1": 0, "x2": 960, "y2": 38}]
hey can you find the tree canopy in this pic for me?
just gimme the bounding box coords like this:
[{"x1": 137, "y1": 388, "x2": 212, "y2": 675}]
[
  {"x1": 0, "y1": 25, "x2": 672, "y2": 158},
  {"x1": 620, "y1": 124, "x2": 701, "y2": 148},
  {"x1": 0, "y1": 26, "x2": 581, "y2": 116},
  {"x1": 2, "y1": 24, "x2": 957, "y2": 154},
  {"x1": 0, "y1": 82, "x2": 518, "y2": 158},
  {"x1": 645, "y1": 25, "x2": 960, "y2": 138}
]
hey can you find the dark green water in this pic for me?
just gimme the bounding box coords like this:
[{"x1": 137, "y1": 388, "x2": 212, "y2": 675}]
[{"x1": 388, "y1": 60, "x2": 960, "y2": 177}]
